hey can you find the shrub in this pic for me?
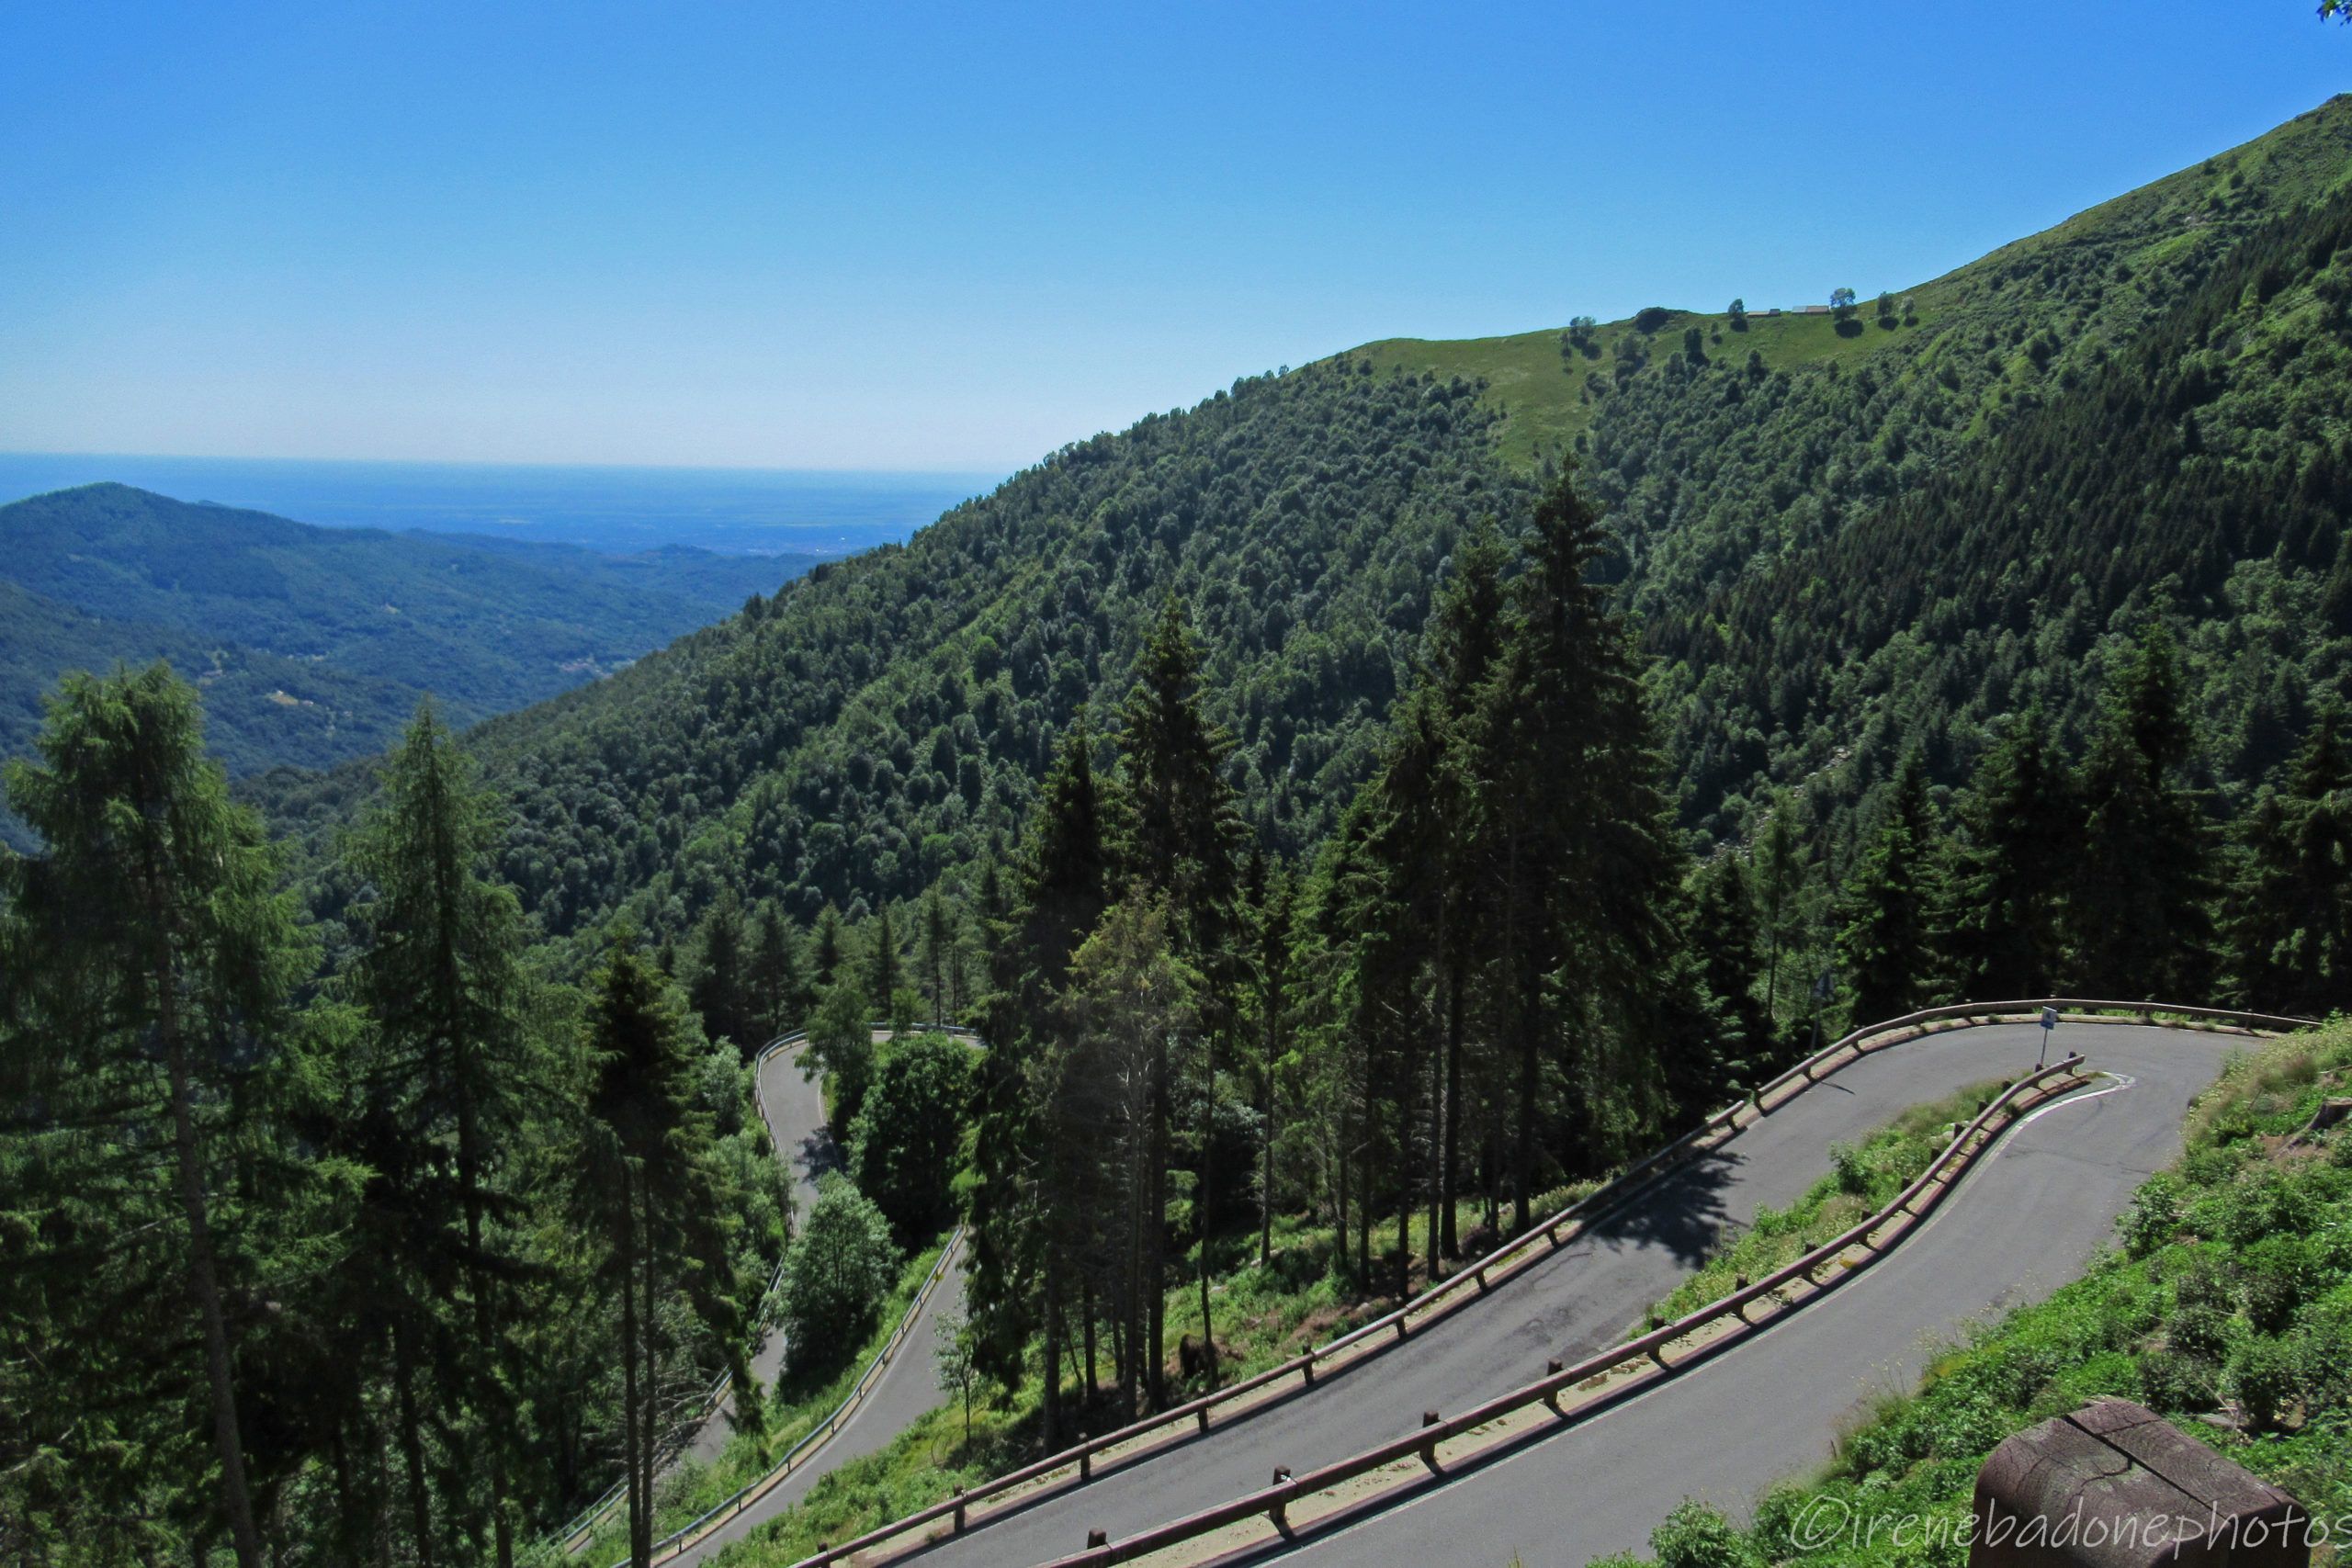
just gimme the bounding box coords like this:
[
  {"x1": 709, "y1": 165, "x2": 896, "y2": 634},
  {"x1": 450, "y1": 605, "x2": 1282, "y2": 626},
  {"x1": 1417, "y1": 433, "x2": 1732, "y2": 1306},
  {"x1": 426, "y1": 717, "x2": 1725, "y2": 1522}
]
[
  {"x1": 1649, "y1": 1498, "x2": 1757, "y2": 1568},
  {"x1": 2138, "y1": 1348, "x2": 2221, "y2": 1412},
  {"x1": 848, "y1": 1032, "x2": 972, "y2": 1239},
  {"x1": 2236, "y1": 1235, "x2": 2316, "y2": 1334},
  {"x1": 2225, "y1": 1335, "x2": 2300, "y2": 1431},
  {"x1": 2168, "y1": 1302, "x2": 2233, "y2": 1363},
  {"x1": 780, "y1": 1175, "x2": 899, "y2": 1369},
  {"x1": 1829, "y1": 1141, "x2": 1870, "y2": 1197},
  {"x1": 2121, "y1": 1172, "x2": 2185, "y2": 1257}
]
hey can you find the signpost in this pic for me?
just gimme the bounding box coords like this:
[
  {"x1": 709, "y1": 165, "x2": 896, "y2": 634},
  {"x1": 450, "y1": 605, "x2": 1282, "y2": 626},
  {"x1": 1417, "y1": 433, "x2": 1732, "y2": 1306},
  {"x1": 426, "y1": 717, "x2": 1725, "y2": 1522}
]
[{"x1": 2038, "y1": 1004, "x2": 2058, "y2": 1068}]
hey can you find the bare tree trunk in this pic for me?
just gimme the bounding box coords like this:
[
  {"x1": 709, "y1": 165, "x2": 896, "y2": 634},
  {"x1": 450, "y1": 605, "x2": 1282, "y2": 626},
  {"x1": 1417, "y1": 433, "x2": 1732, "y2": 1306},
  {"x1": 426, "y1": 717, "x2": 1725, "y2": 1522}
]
[
  {"x1": 1194, "y1": 1073, "x2": 1216, "y2": 1388},
  {"x1": 1442, "y1": 958, "x2": 1464, "y2": 1260},
  {"x1": 617, "y1": 1168, "x2": 645, "y2": 1568},
  {"x1": 1146, "y1": 1032, "x2": 1168, "y2": 1412},
  {"x1": 391, "y1": 1316, "x2": 435, "y2": 1568},
  {"x1": 639, "y1": 1210, "x2": 659, "y2": 1568},
  {"x1": 158, "y1": 943, "x2": 266, "y2": 1568},
  {"x1": 1041, "y1": 1268, "x2": 1062, "y2": 1450}
]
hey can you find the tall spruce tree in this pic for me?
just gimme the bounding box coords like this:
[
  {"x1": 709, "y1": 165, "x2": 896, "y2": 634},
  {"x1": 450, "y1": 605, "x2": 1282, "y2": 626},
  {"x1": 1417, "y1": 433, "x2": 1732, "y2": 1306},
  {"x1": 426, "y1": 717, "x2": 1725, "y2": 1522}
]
[
  {"x1": 2073, "y1": 626, "x2": 2218, "y2": 998},
  {"x1": 1837, "y1": 751, "x2": 1939, "y2": 1025},
  {"x1": 343, "y1": 701, "x2": 542, "y2": 1566},
  {"x1": 0, "y1": 664, "x2": 311, "y2": 1568},
  {"x1": 1114, "y1": 601, "x2": 1243, "y2": 1404},
  {"x1": 968, "y1": 725, "x2": 1114, "y2": 1438},
  {"x1": 1464, "y1": 470, "x2": 1684, "y2": 1231},
  {"x1": 577, "y1": 937, "x2": 747, "y2": 1568},
  {"x1": 690, "y1": 889, "x2": 757, "y2": 1053},
  {"x1": 750, "y1": 900, "x2": 807, "y2": 1041},
  {"x1": 1688, "y1": 852, "x2": 1770, "y2": 1091},
  {"x1": 1934, "y1": 707, "x2": 2080, "y2": 1001},
  {"x1": 866, "y1": 904, "x2": 901, "y2": 1015},
  {"x1": 2225, "y1": 703, "x2": 2352, "y2": 1014}
]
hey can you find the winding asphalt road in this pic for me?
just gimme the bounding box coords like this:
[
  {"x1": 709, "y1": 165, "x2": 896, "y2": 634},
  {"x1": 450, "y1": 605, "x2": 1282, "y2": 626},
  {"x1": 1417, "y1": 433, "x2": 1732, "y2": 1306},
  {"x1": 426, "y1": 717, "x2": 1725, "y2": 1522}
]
[
  {"x1": 896, "y1": 1021, "x2": 2229, "y2": 1568},
  {"x1": 662, "y1": 1040, "x2": 969, "y2": 1565},
  {"x1": 1254, "y1": 1023, "x2": 2233, "y2": 1566}
]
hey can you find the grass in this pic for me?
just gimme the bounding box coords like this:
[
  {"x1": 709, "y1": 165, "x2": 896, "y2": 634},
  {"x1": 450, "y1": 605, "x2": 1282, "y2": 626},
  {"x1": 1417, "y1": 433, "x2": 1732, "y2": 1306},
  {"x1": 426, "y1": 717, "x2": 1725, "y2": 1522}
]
[
  {"x1": 1594, "y1": 1018, "x2": 2352, "y2": 1568},
  {"x1": 565, "y1": 1234, "x2": 949, "y2": 1568},
  {"x1": 1632, "y1": 1079, "x2": 2010, "y2": 1336},
  {"x1": 1346, "y1": 304, "x2": 1935, "y2": 470}
]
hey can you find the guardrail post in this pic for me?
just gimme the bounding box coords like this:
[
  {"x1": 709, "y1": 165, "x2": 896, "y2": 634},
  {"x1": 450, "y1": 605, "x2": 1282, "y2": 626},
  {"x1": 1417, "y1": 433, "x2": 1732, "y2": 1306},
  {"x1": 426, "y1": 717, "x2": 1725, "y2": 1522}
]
[
  {"x1": 1302, "y1": 1351, "x2": 1316, "y2": 1387},
  {"x1": 1079, "y1": 1449, "x2": 1091, "y2": 1481},
  {"x1": 1086, "y1": 1528, "x2": 1109, "y2": 1548},
  {"x1": 1270, "y1": 1468, "x2": 1294, "y2": 1535},
  {"x1": 952, "y1": 1485, "x2": 967, "y2": 1533},
  {"x1": 1195, "y1": 1406, "x2": 1210, "y2": 1434},
  {"x1": 1473, "y1": 1264, "x2": 1489, "y2": 1293},
  {"x1": 1419, "y1": 1411, "x2": 1442, "y2": 1472}
]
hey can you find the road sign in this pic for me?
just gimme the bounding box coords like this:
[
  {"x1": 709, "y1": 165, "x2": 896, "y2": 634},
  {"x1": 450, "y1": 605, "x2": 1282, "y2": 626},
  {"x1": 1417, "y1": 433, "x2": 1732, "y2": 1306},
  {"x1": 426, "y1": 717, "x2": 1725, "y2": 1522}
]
[
  {"x1": 2038, "y1": 1005, "x2": 2058, "y2": 1067},
  {"x1": 2041, "y1": 1005, "x2": 2058, "y2": 1031}
]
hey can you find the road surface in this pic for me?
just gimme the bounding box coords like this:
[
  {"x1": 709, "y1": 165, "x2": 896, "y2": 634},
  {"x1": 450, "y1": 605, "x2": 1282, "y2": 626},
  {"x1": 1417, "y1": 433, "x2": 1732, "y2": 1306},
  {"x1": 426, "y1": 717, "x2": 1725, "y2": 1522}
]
[
  {"x1": 1256, "y1": 1023, "x2": 2230, "y2": 1565},
  {"x1": 662, "y1": 1039, "x2": 969, "y2": 1564},
  {"x1": 904, "y1": 1022, "x2": 2224, "y2": 1568}
]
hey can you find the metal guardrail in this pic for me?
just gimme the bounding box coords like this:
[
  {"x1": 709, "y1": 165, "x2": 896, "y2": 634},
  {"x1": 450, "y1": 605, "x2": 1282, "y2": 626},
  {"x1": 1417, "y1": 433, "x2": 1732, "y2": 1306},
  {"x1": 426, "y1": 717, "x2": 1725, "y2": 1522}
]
[
  {"x1": 557, "y1": 1021, "x2": 984, "y2": 1558},
  {"x1": 781, "y1": 998, "x2": 2312, "y2": 1568},
  {"x1": 1026, "y1": 1057, "x2": 2093, "y2": 1568}
]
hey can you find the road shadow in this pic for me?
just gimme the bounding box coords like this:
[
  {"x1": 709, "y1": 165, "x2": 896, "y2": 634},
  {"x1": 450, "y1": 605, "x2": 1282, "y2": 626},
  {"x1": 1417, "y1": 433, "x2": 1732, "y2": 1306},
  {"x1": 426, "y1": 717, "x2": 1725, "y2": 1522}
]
[{"x1": 1581, "y1": 1144, "x2": 1741, "y2": 1269}]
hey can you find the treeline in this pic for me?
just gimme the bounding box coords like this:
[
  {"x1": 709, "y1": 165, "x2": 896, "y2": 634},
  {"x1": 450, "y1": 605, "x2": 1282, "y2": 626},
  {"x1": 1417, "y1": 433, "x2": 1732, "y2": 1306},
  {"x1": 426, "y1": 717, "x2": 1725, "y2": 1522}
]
[{"x1": 0, "y1": 671, "x2": 786, "y2": 1567}]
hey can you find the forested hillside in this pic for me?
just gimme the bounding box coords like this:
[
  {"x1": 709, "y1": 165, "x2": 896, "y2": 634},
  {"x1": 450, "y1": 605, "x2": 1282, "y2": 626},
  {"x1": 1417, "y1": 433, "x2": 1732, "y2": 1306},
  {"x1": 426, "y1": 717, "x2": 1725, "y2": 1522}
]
[
  {"x1": 0, "y1": 483, "x2": 818, "y2": 792},
  {"x1": 257, "y1": 369, "x2": 1542, "y2": 943}
]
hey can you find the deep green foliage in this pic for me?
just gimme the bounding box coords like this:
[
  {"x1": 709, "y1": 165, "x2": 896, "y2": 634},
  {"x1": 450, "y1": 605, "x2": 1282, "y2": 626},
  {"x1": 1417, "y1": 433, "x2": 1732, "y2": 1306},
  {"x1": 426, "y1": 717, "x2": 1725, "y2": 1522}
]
[
  {"x1": 848, "y1": 1034, "x2": 972, "y2": 1239},
  {"x1": 780, "y1": 1176, "x2": 899, "y2": 1370}
]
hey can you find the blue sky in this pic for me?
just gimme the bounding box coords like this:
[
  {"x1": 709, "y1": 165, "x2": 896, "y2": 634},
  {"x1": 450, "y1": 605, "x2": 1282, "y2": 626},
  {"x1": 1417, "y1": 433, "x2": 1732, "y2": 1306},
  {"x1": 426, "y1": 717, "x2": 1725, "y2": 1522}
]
[{"x1": 2, "y1": 3, "x2": 2346, "y2": 470}]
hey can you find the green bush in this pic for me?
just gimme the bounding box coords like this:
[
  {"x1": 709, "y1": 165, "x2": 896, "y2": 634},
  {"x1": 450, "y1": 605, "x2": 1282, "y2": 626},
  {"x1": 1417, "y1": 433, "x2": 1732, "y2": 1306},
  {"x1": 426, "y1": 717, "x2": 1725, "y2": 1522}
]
[
  {"x1": 2121, "y1": 1173, "x2": 2184, "y2": 1258},
  {"x1": 2236, "y1": 1235, "x2": 2316, "y2": 1334},
  {"x1": 2225, "y1": 1335, "x2": 2300, "y2": 1431},
  {"x1": 2137, "y1": 1348, "x2": 2221, "y2": 1413},
  {"x1": 1829, "y1": 1141, "x2": 1869, "y2": 1197},
  {"x1": 2167, "y1": 1302, "x2": 2233, "y2": 1363},
  {"x1": 848, "y1": 1033, "x2": 972, "y2": 1239},
  {"x1": 780, "y1": 1175, "x2": 899, "y2": 1370},
  {"x1": 1649, "y1": 1499, "x2": 1757, "y2": 1568}
]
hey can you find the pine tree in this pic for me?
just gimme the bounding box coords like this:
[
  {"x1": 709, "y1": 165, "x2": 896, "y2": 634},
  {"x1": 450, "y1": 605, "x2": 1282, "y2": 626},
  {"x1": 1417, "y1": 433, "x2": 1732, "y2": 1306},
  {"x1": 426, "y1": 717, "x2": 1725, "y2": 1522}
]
[
  {"x1": 0, "y1": 664, "x2": 311, "y2": 1568},
  {"x1": 1688, "y1": 852, "x2": 1770, "y2": 1092},
  {"x1": 577, "y1": 937, "x2": 747, "y2": 1568},
  {"x1": 918, "y1": 886, "x2": 956, "y2": 1024},
  {"x1": 2225, "y1": 703, "x2": 2352, "y2": 1013},
  {"x1": 812, "y1": 904, "x2": 845, "y2": 995},
  {"x1": 750, "y1": 900, "x2": 807, "y2": 1041},
  {"x1": 1837, "y1": 751, "x2": 1939, "y2": 1025},
  {"x1": 970, "y1": 725, "x2": 1113, "y2": 1438},
  {"x1": 2073, "y1": 626, "x2": 2218, "y2": 998},
  {"x1": 1935, "y1": 707, "x2": 2080, "y2": 1001},
  {"x1": 1114, "y1": 601, "x2": 1243, "y2": 1404},
  {"x1": 343, "y1": 701, "x2": 541, "y2": 1566},
  {"x1": 866, "y1": 904, "x2": 900, "y2": 1015},
  {"x1": 689, "y1": 888, "x2": 756, "y2": 1053},
  {"x1": 1464, "y1": 469, "x2": 1685, "y2": 1230}
]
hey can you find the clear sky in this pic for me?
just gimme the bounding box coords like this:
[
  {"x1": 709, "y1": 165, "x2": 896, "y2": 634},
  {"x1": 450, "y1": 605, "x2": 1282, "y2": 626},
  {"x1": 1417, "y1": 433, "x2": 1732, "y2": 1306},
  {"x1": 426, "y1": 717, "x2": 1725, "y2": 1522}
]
[{"x1": 3, "y1": 2, "x2": 2346, "y2": 471}]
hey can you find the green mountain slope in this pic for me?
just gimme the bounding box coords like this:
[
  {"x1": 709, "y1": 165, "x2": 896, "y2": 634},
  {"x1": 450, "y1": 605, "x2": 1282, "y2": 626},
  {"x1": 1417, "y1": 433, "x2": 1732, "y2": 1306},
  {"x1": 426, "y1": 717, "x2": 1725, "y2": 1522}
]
[
  {"x1": 0, "y1": 483, "x2": 819, "y2": 780},
  {"x1": 259, "y1": 96, "x2": 2352, "y2": 962}
]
